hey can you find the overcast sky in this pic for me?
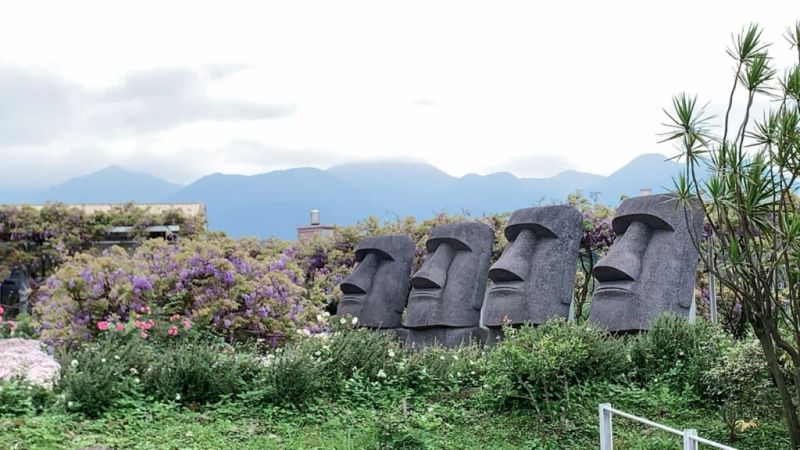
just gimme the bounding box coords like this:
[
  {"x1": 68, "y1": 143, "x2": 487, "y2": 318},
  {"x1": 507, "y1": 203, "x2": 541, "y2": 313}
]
[{"x1": 0, "y1": 1, "x2": 797, "y2": 187}]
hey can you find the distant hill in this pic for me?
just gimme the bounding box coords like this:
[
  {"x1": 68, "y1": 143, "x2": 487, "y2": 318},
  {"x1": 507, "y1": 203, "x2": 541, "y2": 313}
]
[
  {"x1": 2, "y1": 154, "x2": 685, "y2": 239},
  {"x1": 587, "y1": 153, "x2": 684, "y2": 202},
  {"x1": 42, "y1": 165, "x2": 182, "y2": 203}
]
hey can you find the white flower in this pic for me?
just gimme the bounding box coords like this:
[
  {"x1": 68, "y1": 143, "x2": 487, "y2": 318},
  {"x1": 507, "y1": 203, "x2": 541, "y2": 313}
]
[
  {"x1": 134, "y1": 377, "x2": 140, "y2": 383},
  {"x1": 439, "y1": 356, "x2": 445, "y2": 361},
  {"x1": 130, "y1": 368, "x2": 138, "y2": 375},
  {"x1": 70, "y1": 359, "x2": 79, "y2": 368},
  {"x1": 470, "y1": 371, "x2": 476, "y2": 375},
  {"x1": 101, "y1": 358, "x2": 107, "y2": 363},
  {"x1": 377, "y1": 369, "x2": 387, "y2": 378},
  {"x1": 114, "y1": 355, "x2": 120, "y2": 361},
  {"x1": 339, "y1": 317, "x2": 347, "y2": 325},
  {"x1": 456, "y1": 372, "x2": 462, "y2": 377},
  {"x1": 351, "y1": 317, "x2": 359, "y2": 326},
  {"x1": 452, "y1": 355, "x2": 459, "y2": 361},
  {"x1": 388, "y1": 350, "x2": 396, "y2": 358},
  {"x1": 316, "y1": 314, "x2": 324, "y2": 322},
  {"x1": 67, "y1": 401, "x2": 75, "y2": 408},
  {"x1": 175, "y1": 394, "x2": 182, "y2": 401},
  {"x1": 314, "y1": 351, "x2": 321, "y2": 357}
]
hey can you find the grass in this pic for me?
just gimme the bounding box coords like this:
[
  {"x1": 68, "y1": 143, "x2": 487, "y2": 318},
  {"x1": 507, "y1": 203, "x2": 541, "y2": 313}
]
[{"x1": 0, "y1": 388, "x2": 789, "y2": 450}]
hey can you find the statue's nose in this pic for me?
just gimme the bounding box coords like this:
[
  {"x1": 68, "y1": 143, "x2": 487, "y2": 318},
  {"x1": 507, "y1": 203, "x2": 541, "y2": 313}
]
[
  {"x1": 593, "y1": 221, "x2": 650, "y2": 282},
  {"x1": 489, "y1": 228, "x2": 537, "y2": 282},
  {"x1": 340, "y1": 253, "x2": 379, "y2": 294},
  {"x1": 410, "y1": 242, "x2": 455, "y2": 289}
]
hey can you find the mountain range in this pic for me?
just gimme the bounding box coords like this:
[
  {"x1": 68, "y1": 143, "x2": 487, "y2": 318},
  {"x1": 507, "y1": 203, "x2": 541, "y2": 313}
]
[{"x1": 0, "y1": 153, "x2": 684, "y2": 239}]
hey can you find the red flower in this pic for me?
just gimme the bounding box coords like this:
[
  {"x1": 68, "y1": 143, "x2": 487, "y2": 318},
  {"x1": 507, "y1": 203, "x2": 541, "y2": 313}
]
[
  {"x1": 97, "y1": 321, "x2": 109, "y2": 331},
  {"x1": 168, "y1": 326, "x2": 179, "y2": 336}
]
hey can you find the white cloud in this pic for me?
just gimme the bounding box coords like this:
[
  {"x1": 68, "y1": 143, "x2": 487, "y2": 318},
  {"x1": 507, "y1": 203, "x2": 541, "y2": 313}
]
[{"x1": 0, "y1": 0, "x2": 796, "y2": 187}]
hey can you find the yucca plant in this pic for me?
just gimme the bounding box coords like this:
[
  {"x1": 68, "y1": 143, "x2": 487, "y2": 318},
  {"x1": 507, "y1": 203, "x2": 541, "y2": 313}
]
[{"x1": 662, "y1": 21, "x2": 800, "y2": 447}]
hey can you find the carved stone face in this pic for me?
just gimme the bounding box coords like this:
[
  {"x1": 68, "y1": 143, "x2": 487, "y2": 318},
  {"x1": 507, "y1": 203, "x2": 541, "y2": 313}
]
[
  {"x1": 404, "y1": 223, "x2": 494, "y2": 328},
  {"x1": 482, "y1": 205, "x2": 582, "y2": 328},
  {"x1": 588, "y1": 194, "x2": 703, "y2": 332},
  {"x1": 337, "y1": 235, "x2": 415, "y2": 329}
]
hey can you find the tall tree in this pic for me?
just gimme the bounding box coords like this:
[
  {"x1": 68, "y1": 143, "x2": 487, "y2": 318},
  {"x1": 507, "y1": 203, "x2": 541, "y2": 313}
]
[{"x1": 663, "y1": 22, "x2": 800, "y2": 447}]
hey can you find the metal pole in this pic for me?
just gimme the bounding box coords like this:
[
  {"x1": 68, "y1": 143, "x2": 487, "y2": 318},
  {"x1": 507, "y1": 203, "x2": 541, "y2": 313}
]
[
  {"x1": 599, "y1": 403, "x2": 613, "y2": 450},
  {"x1": 683, "y1": 429, "x2": 698, "y2": 450}
]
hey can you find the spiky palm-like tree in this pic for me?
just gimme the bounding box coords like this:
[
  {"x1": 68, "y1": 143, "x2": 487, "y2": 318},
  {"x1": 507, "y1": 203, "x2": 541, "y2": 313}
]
[{"x1": 663, "y1": 22, "x2": 800, "y2": 447}]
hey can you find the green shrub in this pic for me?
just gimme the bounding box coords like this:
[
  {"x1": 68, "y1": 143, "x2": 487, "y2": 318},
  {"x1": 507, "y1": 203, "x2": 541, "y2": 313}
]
[
  {"x1": 629, "y1": 314, "x2": 728, "y2": 394},
  {"x1": 480, "y1": 319, "x2": 627, "y2": 411},
  {"x1": 142, "y1": 339, "x2": 259, "y2": 405},
  {"x1": 702, "y1": 338, "x2": 781, "y2": 441},
  {"x1": 58, "y1": 338, "x2": 146, "y2": 418},
  {"x1": 321, "y1": 328, "x2": 401, "y2": 385},
  {"x1": 0, "y1": 379, "x2": 53, "y2": 416},
  {"x1": 241, "y1": 344, "x2": 324, "y2": 407},
  {"x1": 401, "y1": 344, "x2": 486, "y2": 394}
]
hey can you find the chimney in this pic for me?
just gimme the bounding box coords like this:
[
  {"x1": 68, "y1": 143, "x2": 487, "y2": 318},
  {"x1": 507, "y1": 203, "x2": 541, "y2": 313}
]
[
  {"x1": 310, "y1": 209, "x2": 320, "y2": 226},
  {"x1": 639, "y1": 188, "x2": 652, "y2": 196}
]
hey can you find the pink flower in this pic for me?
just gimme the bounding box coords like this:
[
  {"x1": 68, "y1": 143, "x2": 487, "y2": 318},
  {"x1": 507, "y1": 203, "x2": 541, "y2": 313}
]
[
  {"x1": 143, "y1": 320, "x2": 155, "y2": 330},
  {"x1": 140, "y1": 331, "x2": 149, "y2": 339},
  {"x1": 97, "y1": 321, "x2": 109, "y2": 331},
  {"x1": 8, "y1": 321, "x2": 17, "y2": 330},
  {"x1": 116, "y1": 324, "x2": 125, "y2": 332},
  {"x1": 182, "y1": 319, "x2": 192, "y2": 330},
  {"x1": 135, "y1": 320, "x2": 143, "y2": 329},
  {"x1": 168, "y1": 326, "x2": 179, "y2": 336},
  {"x1": 170, "y1": 314, "x2": 180, "y2": 322},
  {"x1": 0, "y1": 305, "x2": 5, "y2": 315}
]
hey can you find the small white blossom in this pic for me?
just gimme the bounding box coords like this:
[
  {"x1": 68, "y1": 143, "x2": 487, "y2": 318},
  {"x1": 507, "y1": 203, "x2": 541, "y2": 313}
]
[
  {"x1": 388, "y1": 350, "x2": 396, "y2": 358},
  {"x1": 114, "y1": 355, "x2": 121, "y2": 361},
  {"x1": 175, "y1": 394, "x2": 182, "y2": 401},
  {"x1": 70, "y1": 359, "x2": 79, "y2": 368},
  {"x1": 377, "y1": 369, "x2": 387, "y2": 378},
  {"x1": 101, "y1": 358, "x2": 107, "y2": 363},
  {"x1": 339, "y1": 317, "x2": 347, "y2": 325},
  {"x1": 351, "y1": 317, "x2": 359, "y2": 326}
]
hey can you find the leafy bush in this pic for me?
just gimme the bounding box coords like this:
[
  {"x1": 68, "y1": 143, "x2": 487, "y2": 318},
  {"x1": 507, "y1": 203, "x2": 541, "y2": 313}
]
[
  {"x1": 629, "y1": 314, "x2": 728, "y2": 394},
  {"x1": 58, "y1": 338, "x2": 148, "y2": 418},
  {"x1": 0, "y1": 379, "x2": 53, "y2": 416},
  {"x1": 35, "y1": 235, "x2": 323, "y2": 349},
  {"x1": 703, "y1": 338, "x2": 782, "y2": 441},
  {"x1": 242, "y1": 344, "x2": 324, "y2": 407},
  {"x1": 401, "y1": 344, "x2": 486, "y2": 394},
  {"x1": 320, "y1": 327, "x2": 401, "y2": 384},
  {"x1": 480, "y1": 320, "x2": 627, "y2": 411}
]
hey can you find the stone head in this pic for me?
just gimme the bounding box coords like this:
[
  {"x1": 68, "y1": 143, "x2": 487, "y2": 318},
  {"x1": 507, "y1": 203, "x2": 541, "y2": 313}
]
[
  {"x1": 482, "y1": 205, "x2": 582, "y2": 328},
  {"x1": 588, "y1": 194, "x2": 703, "y2": 332},
  {"x1": 404, "y1": 222, "x2": 494, "y2": 328},
  {"x1": 337, "y1": 235, "x2": 415, "y2": 328}
]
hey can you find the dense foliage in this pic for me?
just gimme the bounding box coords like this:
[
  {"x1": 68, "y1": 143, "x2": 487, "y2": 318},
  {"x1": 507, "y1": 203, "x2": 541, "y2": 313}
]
[
  {"x1": 34, "y1": 236, "x2": 322, "y2": 349},
  {"x1": 0, "y1": 318, "x2": 790, "y2": 449},
  {"x1": 0, "y1": 203, "x2": 206, "y2": 281}
]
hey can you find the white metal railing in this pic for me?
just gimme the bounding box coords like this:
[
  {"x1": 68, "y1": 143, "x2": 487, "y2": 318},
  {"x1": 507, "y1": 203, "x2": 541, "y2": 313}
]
[{"x1": 599, "y1": 403, "x2": 737, "y2": 450}]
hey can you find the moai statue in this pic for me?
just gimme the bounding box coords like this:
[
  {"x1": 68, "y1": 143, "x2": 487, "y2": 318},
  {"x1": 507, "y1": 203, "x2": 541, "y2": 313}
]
[
  {"x1": 481, "y1": 205, "x2": 582, "y2": 343},
  {"x1": 404, "y1": 222, "x2": 494, "y2": 347},
  {"x1": 588, "y1": 194, "x2": 703, "y2": 332},
  {"x1": 337, "y1": 235, "x2": 416, "y2": 329}
]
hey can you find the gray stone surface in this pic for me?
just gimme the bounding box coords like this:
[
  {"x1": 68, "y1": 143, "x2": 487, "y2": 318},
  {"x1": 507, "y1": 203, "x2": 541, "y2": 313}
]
[
  {"x1": 588, "y1": 194, "x2": 703, "y2": 332},
  {"x1": 482, "y1": 205, "x2": 582, "y2": 329},
  {"x1": 337, "y1": 235, "x2": 415, "y2": 329},
  {"x1": 404, "y1": 222, "x2": 494, "y2": 346},
  {"x1": 405, "y1": 222, "x2": 494, "y2": 328}
]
